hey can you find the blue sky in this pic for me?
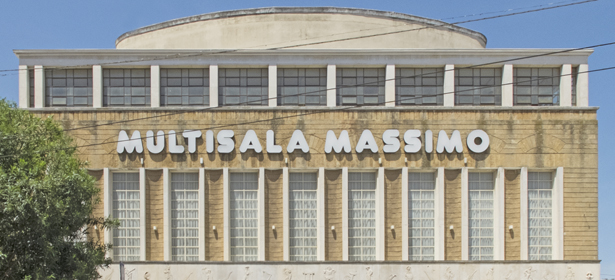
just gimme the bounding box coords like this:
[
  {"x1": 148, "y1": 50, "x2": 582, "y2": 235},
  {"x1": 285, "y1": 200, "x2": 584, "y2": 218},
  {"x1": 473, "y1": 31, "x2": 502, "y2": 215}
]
[{"x1": 1, "y1": 0, "x2": 614, "y2": 276}]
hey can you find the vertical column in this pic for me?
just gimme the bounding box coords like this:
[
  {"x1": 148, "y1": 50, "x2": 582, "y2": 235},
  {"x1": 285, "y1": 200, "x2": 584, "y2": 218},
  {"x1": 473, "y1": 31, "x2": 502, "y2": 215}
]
[
  {"x1": 151, "y1": 65, "x2": 161, "y2": 108},
  {"x1": 376, "y1": 167, "x2": 385, "y2": 260},
  {"x1": 385, "y1": 64, "x2": 396, "y2": 107},
  {"x1": 209, "y1": 65, "x2": 219, "y2": 107},
  {"x1": 341, "y1": 167, "x2": 349, "y2": 261},
  {"x1": 460, "y1": 167, "x2": 469, "y2": 260},
  {"x1": 163, "y1": 168, "x2": 170, "y2": 261},
  {"x1": 93, "y1": 65, "x2": 103, "y2": 108},
  {"x1": 199, "y1": 168, "x2": 206, "y2": 261},
  {"x1": 18, "y1": 65, "x2": 29, "y2": 108},
  {"x1": 258, "y1": 168, "x2": 266, "y2": 261},
  {"x1": 139, "y1": 168, "x2": 147, "y2": 261},
  {"x1": 317, "y1": 167, "x2": 326, "y2": 261},
  {"x1": 577, "y1": 64, "x2": 589, "y2": 106},
  {"x1": 327, "y1": 65, "x2": 336, "y2": 107},
  {"x1": 553, "y1": 167, "x2": 564, "y2": 260},
  {"x1": 560, "y1": 64, "x2": 572, "y2": 106},
  {"x1": 103, "y1": 168, "x2": 112, "y2": 258},
  {"x1": 502, "y1": 64, "x2": 514, "y2": 107},
  {"x1": 401, "y1": 167, "x2": 409, "y2": 261},
  {"x1": 34, "y1": 65, "x2": 44, "y2": 108},
  {"x1": 435, "y1": 167, "x2": 445, "y2": 260},
  {"x1": 520, "y1": 167, "x2": 529, "y2": 260},
  {"x1": 443, "y1": 64, "x2": 455, "y2": 107},
  {"x1": 282, "y1": 167, "x2": 290, "y2": 261},
  {"x1": 223, "y1": 167, "x2": 230, "y2": 261},
  {"x1": 268, "y1": 65, "x2": 277, "y2": 107},
  {"x1": 494, "y1": 168, "x2": 506, "y2": 260}
]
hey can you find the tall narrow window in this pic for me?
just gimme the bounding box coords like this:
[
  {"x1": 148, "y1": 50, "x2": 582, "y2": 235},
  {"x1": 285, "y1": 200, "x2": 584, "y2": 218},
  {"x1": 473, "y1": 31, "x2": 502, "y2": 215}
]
[
  {"x1": 277, "y1": 68, "x2": 327, "y2": 106},
  {"x1": 528, "y1": 172, "x2": 553, "y2": 260},
  {"x1": 160, "y1": 68, "x2": 209, "y2": 106},
  {"x1": 171, "y1": 173, "x2": 199, "y2": 261},
  {"x1": 112, "y1": 173, "x2": 141, "y2": 261},
  {"x1": 28, "y1": 69, "x2": 34, "y2": 108},
  {"x1": 337, "y1": 68, "x2": 385, "y2": 106},
  {"x1": 219, "y1": 69, "x2": 268, "y2": 106},
  {"x1": 455, "y1": 68, "x2": 502, "y2": 106},
  {"x1": 289, "y1": 173, "x2": 318, "y2": 261},
  {"x1": 571, "y1": 66, "x2": 578, "y2": 106},
  {"x1": 408, "y1": 172, "x2": 436, "y2": 260},
  {"x1": 468, "y1": 172, "x2": 494, "y2": 260},
  {"x1": 45, "y1": 69, "x2": 93, "y2": 107},
  {"x1": 103, "y1": 69, "x2": 151, "y2": 107},
  {"x1": 513, "y1": 68, "x2": 560, "y2": 106},
  {"x1": 396, "y1": 68, "x2": 443, "y2": 106},
  {"x1": 230, "y1": 172, "x2": 259, "y2": 261},
  {"x1": 348, "y1": 172, "x2": 376, "y2": 261}
]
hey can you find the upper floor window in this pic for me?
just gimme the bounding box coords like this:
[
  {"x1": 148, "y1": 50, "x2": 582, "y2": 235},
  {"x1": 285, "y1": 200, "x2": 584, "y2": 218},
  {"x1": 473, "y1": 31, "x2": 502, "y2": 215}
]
[
  {"x1": 28, "y1": 69, "x2": 34, "y2": 108},
  {"x1": 396, "y1": 68, "x2": 443, "y2": 106},
  {"x1": 571, "y1": 67, "x2": 578, "y2": 106},
  {"x1": 337, "y1": 68, "x2": 385, "y2": 106},
  {"x1": 455, "y1": 68, "x2": 502, "y2": 106},
  {"x1": 513, "y1": 68, "x2": 560, "y2": 106},
  {"x1": 45, "y1": 69, "x2": 92, "y2": 107},
  {"x1": 161, "y1": 69, "x2": 209, "y2": 106},
  {"x1": 219, "y1": 69, "x2": 268, "y2": 106},
  {"x1": 278, "y1": 68, "x2": 327, "y2": 106},
  {"x1": 103, "y1": 69, "x2": 150, "y2": 107}
]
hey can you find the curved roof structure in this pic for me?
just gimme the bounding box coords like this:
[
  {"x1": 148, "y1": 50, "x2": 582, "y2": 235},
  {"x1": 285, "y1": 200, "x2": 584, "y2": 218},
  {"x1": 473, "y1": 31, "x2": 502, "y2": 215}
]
[{"x1": 115, "y1": 7, "x2": 487, "y2": 50}]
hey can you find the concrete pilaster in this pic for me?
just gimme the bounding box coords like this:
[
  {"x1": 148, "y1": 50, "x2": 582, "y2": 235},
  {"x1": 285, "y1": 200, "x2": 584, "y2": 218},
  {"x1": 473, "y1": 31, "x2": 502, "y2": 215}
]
[
  {"x1": 502, "y1": 64, "x2": 513, "y2": 106},
  {"x1": 560, "y1": 64, "x2": 572, "y2": 106},
  {"x1": 327, "y1": 65, "x2": 336, "y2": 107},
  {"x1": 385, "y1": 64, "x2": 395, "y2": 107},
  {"x1": 34, "y1": 65, "x2": 44, "y2": 108},
  {"x1": 151, "y1": 65, "x2": 160, "y2": 107},
  {"x1": 18, "y1": 65, "x2": 29, "y2": 108},
  {"x1": 268, "y1": 65, "x2": 277, "y2": 107},
  {"x1": 443, "y1": 64, "x2": 455, "y2": 107},
  {"x1": 577, "y1": 64, "x2": 589, "y2": 106},
  {"x1": 92, "y1": 65, "x2": 103, "y2": 108},
  {"x1": 209, "y1": 65, "x2": 219, "y2": 107}
]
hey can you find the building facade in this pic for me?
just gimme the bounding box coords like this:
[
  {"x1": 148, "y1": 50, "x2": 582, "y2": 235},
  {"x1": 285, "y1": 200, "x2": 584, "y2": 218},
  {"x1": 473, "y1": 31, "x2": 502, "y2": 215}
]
[{"x1": 15, "y1": 7, "x2": 598, "y2": 279}]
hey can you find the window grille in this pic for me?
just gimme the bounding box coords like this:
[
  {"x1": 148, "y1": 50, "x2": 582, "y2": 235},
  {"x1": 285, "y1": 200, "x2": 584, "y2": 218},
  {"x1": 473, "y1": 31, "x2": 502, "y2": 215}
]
[
  {"x1": 289, "y1": 173, "x2": 318, "y2": 261},
  {"x1": 455, "y1": 68, "x2": 502, "y2": 106},
  {"x1": 171, "y1": 173, "x2": 199, "y2": 261},
  {"x1": 468, "y1": 172, "x2": 494, "y2": 260},
  {"x1": 277, "y1": 68, "x2": 327, "y2": 106},
  {"x1": 160, "y1": 68, "x2": 209, "y2": 106},
  {"x1": 571, "y1": 67, "x2": 578, "y2": 106},
  {"x1": 337, "y1": 68, "x2": 385, "y2": 106},
  {"x1": 528, "y1": 172, "x2": 553, "y2": 260},
  {"x1": 45, "y1": 69, "x2": 92, "y2": 107},
  {"x1": 219, "y1": 69, "x2": 268, "y2": 106},
  {"x1": 396, "y1": 68, "x2": 443, "y2": 106},
  {"x1": 348, "y1": 172, "x2": 377, "y2": 261},
  {"x1": 230, "y1": 172, "x2": 259, "y2": 261},
  {"x1": 103, "y1": 69, "x2": 151, "y2": 107},
  {"x1": 408, "y1": 172, "x2": 436, "y2": 260},
  {"x1": 513, "y1": 68, "x2": 560, "y2": 106},
  {"x1": 28, "y1": 69, "x2": 34, "y2": 108},
  {"x1": 112, "y1": 173, "x2": 141, "y2": 261}
]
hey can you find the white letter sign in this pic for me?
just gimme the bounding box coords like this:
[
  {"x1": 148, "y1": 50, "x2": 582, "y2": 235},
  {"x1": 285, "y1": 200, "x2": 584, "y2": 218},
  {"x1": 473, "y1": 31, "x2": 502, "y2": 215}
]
[
  {"x1": 466, "y1": 130, "x2": 490, "y2": 153},
  {"x1": 117, "y1": 130, "x2": 143, "y2": 154},
  {"x1": 436, "y1": 130, "x2": 463, "y2": 153},
  {"x1": 239, "y1": 130, "x2": 262, "y2": 153},
  {"x1": 217, "y1": 130, "x2": 235, "y2": 154},
  {"x1": 356, "y1": 130, "x2": 378, "y2": 153},
  {"x1": 325, "y1": 130, "x2": 351, "y2": 153},
  {"x1": 146, "y1": 130, "x2": 165, "y2": 154},
  {"x1": 287, "y1": 130, "x2": 309, "y2": 153}
]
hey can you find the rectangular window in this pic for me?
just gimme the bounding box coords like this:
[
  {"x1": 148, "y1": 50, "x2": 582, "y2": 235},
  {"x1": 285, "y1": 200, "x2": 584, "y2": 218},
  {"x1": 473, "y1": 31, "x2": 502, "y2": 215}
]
[
  {"x1": 514, "y1": 68, "x2": 560, "y2": 106},
  {"x1": 103, "y1": 69, "x2": 151, "y2": 107},
  {"x1": 408, "y1": 172, "x2": 436, "y2": 260},
  {"x1": 396, "y1": 68, "x2": 443, "y2": 106},
  {"x1": 45, "y1": 69, "x2": 93, "y2": 107},
  {"x1": 348, "y1": 172, "x2": 377, "y2": 261},
  {"x1": 277, "y1": 68, "x2": 327, "y2": 106},
  {"x1": 160, "y1": 68, "x2": 209, "y2": 106},
  {"x1": 112, "y1": 173, "x2": 141, "y2": 261},
  {"x1": 28, "y1": 69, "x2": 34, "y2": 108},
  {"x1": 337, "y1": 68, "x2": 385, "y2": 106},
  {"x1": 571, "y1": 67, "x2": 578, "y2": 106},
  {"x1": 468, "y1": 172, "x2": 494, "y2": 260},
  {"x1": 288, "y1": 173, "x2": 318, "y2": 261},
  {"x1": 455, "y1": 68, "x2": 502, "y2": 106},
  {"x1": 528, "y1": 172, "x2": 553, "y2": 260},
  {"x1": 171, "y1": 173, "x2": 199, "y2": 261},
  {"x1": 219, "y1": 68, "x2": 268, "y2": 106},
  {"x1": 230, "y1": 172, "x2": 259, "y2": 261}
]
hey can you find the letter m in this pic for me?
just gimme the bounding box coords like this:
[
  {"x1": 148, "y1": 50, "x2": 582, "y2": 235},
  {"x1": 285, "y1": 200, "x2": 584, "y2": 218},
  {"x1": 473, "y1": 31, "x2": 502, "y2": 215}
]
[
  {"x1": 436, "y1": 130, "x2": 464, "y2": 153},
  {"x1": 325, "y1": 130, "x2": 351, "y2": 153},
  {"x1": 117, "y1": 130, "x2": 144, "y2": 154}
]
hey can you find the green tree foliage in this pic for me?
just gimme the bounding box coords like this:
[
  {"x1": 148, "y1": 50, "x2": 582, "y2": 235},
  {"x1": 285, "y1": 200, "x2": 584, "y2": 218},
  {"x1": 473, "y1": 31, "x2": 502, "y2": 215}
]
[{"x1": 0, "y1": 100, "x2": 114, "y2": 279}]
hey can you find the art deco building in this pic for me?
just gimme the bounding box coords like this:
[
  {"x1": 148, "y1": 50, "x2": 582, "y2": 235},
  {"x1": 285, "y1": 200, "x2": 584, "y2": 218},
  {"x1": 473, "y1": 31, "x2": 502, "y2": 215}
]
[{"x1": 14, "y1": 7, "x2": 598, "y2": 279}]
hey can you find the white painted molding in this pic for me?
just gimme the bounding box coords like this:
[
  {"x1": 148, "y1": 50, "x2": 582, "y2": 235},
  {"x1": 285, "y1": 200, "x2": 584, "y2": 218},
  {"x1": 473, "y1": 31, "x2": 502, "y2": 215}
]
[
  {"x1": 560, "y1": 64, "x2": 572, "y2": 106},
  {"x1": 577, "y1": 64, "x2": 589, "y2": 106},
  {"x1": 223, "y1": 167, "x2": 230, "y2": 261},
  {"x1": 385, "y1": 64, "x2": 395, "y2": 107},
  {"x1": 520, "y1": 167, "x2": 529, "y2": 260},
  {"x1": 209, "y1": 65, "x2": 219, "y2": 107},
  {"x1": 150, "y1": 65, "x2": 160, "y2": 108},
  {"x1": 327, "y1": 65, "x2": 336, "y2": 107},
  {"x1": 342, "y1": 167, "x2": 349, "y2": 261},
  {"x1": 258, "y1": 168, "x2": 266, "y2": 261},
  {"x1": 139, "y1": 168, "x2": 147, "y2": 261},
  {"x1": 443, "y1": 64, "x2": 455, "y2": 107},
  {"x1": 461, "y1": 167, "x2": 468, "y2": 260},
  {"x1": 199, "y1": 168, "x2": 206, "y2": 261},
  {"x1": 553, "y1": 167, "x2": 564, "y2": 260},
  {"x1": 502, "y1": 64, "x2": 513, "y2": 107},
  {"x1": 317, "y1": 167, "x2": 326, "y2": 261},
  {"x1": 92, "y1": 65, "x2": 102, "y2": 108},
  {"x1": 494, "y1": 168, "x2": 505, "y2": 260},
  {"x1": 103, "y1": 168, "x2": 111, "y2": 259},
  {"x1": 18, "y1": 65, "x2": 29, "y2": 108},
  {"x1": 376, "y1": 167, "x2": 385, "y2": 260},
  {"x1": 436, "y1": 167, "x2": 445, "y2": 260},
  {"x1": 401, "y1": 167, "x2": 409, "y2": 261},
  {"x1": 163, "y1": 168, "x2": 170, "y2": 261},
  {"x1": 268, "y1": 65, "x2": 277, "y2": 107},
  {"x1": 282, "y1": 167, "x2": 289, "y2": 261},
  {"x1": 34, "y1": 65, "x2": 44, "y2": 108}
]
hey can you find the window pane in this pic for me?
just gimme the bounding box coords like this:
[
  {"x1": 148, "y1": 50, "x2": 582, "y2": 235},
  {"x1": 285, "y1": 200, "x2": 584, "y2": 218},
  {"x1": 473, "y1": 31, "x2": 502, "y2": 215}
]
[
  {"x1": 230, "y1": 172, "x2": 259, "y2": 261},
  {"x1": 103, "y1": 69, "x2": 151, "y2": 107},
  {"x1": 113, "y1": 173, "x2": 141, "y2": 261},
  {"x1": 528, "y1": 172, "x2": 553, "y2": 260},
  {"x1": 408, "y1": 172, "x2": 436, "y2": 260},
  {"x1": 45, "y1": 69, "x2": 93, "y2": 107},
  {"x1": 219, "y1": 69, "x2": 267, "y2": 106},
  {"x1": 468, "y1": 172, "x2": 494, "y2": 260},
  {"x1": 337, "y1": 68, "x2": 385, "y2": 106},
  {"x1": 454, "y1": 68, "x2": 502, "y2": 106},
  {"x1": 348, "y1": 172, "x2": 376, "y2": 261},
  {"x1": 397, "y1": 68, "x2": 443, "y2": 106},
  {"x1": 161, "y1": 69, "x2": 209, "y2": 106},
  {"x1": 171, "y1": 173, "x2": 199, "y2": 261},
  {"x1": 289, "y1": 173, "x2": 318, "y2": 261},
  {"x1": 514, "y1": 68, "x2": 560, "y2": 106},
  {"x1": 278, "y1": 68, "x2": 327, "y2": 106}
]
